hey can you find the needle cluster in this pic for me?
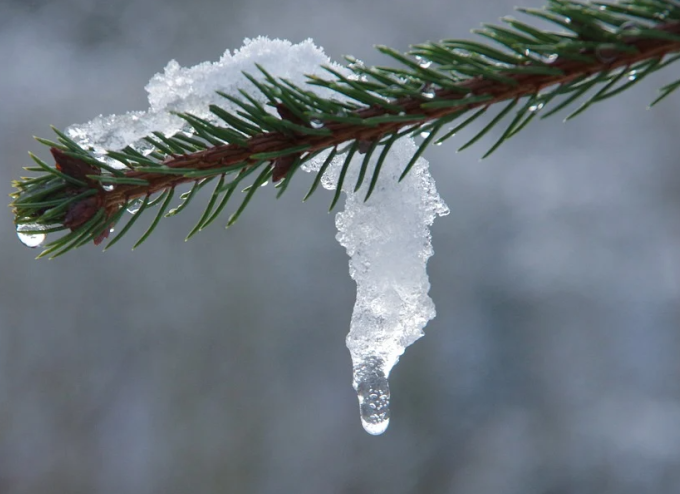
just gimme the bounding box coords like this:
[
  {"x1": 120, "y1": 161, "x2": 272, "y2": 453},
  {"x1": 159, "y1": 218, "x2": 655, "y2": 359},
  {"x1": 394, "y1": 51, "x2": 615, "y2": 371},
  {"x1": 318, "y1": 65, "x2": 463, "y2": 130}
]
[{"x1": 10, "y1": 0, "x2": 680, "y2": 258}]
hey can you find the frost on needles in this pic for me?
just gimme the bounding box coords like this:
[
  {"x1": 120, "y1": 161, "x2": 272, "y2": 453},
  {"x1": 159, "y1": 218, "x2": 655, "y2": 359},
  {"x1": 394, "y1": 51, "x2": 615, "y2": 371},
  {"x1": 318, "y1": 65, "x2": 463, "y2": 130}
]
[{"x1": 54, "y1": 38, "x2": 449, "y2": 435}]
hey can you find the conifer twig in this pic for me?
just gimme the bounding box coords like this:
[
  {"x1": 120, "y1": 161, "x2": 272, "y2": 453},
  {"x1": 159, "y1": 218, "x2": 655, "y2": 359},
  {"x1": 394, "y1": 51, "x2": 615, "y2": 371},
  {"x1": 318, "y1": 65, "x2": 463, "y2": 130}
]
[{"x1": 11, "y1": 0, "x2": 680, "y2": 257}]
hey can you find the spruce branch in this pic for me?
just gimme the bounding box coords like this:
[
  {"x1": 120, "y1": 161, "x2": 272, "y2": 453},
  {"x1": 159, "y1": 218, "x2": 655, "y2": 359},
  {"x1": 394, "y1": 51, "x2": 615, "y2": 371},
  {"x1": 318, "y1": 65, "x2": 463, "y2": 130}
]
[{"x1": 11, "y1": 0, "x2": 680, "y2": 258}]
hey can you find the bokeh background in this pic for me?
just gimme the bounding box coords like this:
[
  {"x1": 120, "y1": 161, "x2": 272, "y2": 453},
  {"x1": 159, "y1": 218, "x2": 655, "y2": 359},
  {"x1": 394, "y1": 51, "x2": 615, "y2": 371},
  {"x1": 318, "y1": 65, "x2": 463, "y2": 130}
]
[{"x1": 1, "y1": 0, "x2": 680, "y2": 492}]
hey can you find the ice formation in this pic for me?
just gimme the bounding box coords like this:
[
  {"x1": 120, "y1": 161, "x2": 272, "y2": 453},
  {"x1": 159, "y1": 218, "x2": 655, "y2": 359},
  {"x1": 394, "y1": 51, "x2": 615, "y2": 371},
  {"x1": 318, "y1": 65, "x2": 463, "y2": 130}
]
[
  {"x1": 304, "y1": 141, "x2": 448, "y2": 434},
  {"x1": 64, "y1": 38, "x2": 345, "y2": 163},
  {"x1": 61, "y1": 37, "x2": 448, "y2": 435}
]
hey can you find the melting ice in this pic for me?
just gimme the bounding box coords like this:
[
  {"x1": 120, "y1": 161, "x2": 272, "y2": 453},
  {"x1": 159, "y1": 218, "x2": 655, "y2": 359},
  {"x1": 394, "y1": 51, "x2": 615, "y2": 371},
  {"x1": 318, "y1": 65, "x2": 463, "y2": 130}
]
[
  {"x1": 305, "y1": 137, "x2": 449, "y2": 435},
  {"x1": 57, "y1": 36, "x2": 448, "y2": 435}
]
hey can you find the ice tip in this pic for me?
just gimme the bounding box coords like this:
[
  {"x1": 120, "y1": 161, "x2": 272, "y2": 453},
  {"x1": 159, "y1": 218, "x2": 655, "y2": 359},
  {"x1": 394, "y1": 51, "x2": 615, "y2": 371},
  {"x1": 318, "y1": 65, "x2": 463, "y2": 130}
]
[
  {"x1": 361, "y1": 416, "x2": 390, "y2": 435},
  {"x1": 353, "y1": 356, "x2": 392, "y2": 436}
]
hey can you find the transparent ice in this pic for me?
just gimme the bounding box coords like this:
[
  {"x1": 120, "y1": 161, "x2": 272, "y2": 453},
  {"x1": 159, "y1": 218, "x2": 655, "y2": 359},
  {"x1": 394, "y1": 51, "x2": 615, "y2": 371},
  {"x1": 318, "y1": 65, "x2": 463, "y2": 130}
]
[{"x1": 60, "y1": 37, "x2": 448, "y2": 435}]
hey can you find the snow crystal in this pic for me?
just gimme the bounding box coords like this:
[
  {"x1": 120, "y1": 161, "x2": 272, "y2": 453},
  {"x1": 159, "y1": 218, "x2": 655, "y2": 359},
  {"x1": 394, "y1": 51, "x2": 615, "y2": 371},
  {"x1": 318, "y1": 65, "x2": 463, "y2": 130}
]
[
  {"x1": 62, "y1": 37, "x2": 448, "y2": 435},
  {"x1": 305, "y1": 140, "x2": 449, "y2": 434},
  {"x1": 64, "y1": 37, "x2": 343, "y2": 156}
]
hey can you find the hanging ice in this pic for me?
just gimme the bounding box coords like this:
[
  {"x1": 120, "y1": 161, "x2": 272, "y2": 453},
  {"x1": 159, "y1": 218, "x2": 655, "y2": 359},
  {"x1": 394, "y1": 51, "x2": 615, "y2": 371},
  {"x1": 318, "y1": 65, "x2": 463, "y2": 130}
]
[
  {"x1": 57, "y1": 36, "x2": 448, "y2": 435},
  {"x1": 304, "y1": 140, "x2": 449, "y2": 435}
]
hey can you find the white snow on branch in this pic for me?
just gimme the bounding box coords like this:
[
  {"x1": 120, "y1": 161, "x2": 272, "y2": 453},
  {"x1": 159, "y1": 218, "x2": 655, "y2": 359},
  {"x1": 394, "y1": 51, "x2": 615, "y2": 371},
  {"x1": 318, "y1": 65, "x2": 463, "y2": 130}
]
[
  {"x1": 65, "y1": 37, "x2": 342, "y2": 158},
  {"x1": 63, "y1": 37, "x2": 448, "y2": 435}
]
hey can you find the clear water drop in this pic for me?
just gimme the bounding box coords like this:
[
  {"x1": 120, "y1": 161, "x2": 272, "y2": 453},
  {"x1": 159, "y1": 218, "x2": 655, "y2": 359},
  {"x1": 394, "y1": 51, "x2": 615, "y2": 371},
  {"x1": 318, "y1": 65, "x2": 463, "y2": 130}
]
[
  {"x1": 16, "y1": 223, "x2": 46, "y2": 248},
  {"x1": 260, "y1": 180, "x2": 269, "y2": 187},
  {"x1": 420, "y1": 130, "x2": 431, "y2": 139},
  {"x1": 102, "y1": 184, "x2": 115, "y2": 192},
  {"x1": 415, "y1": 56, "x2": 432, "y2": 69},
  {"x1": 628, "y1": 70, "x2": 638, "y2": 81},
  {"x1": 353, "y1": 357, "x2": 391, "y2": 435},
  {"x1": 127, "y1": 198, "x2": 143, "y2": 214},
  {"x1": 528, "y1": 102, "x2": 544, "y2": 113},
  {"x1": 422, "y1": 88, "x2": 435, "y2": 99},
  {"x1": 310, "y1": 119, "x2": 324, "y2": 129},
  {"x1": 541, "y1": 53, "x2": 558, "y2": 64}
]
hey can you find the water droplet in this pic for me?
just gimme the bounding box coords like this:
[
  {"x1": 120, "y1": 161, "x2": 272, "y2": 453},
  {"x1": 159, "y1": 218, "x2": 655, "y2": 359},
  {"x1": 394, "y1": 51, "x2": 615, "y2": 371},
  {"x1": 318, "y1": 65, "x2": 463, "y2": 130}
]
[
  {"x1": 127, "y1": 199, "x2": 143, "y2": 214},
  {"x1": 628, "y1": 70, "x2": 638, "y2": 81},
  {"x1": 260, "y1": 180, "x2": 269, "y2": 187},
  {"x1": 595, "y1": 44, "x2": 619, "y2": 63},
  {"x1": 16, "y1": 223, "x2": 46, "y2": 248},
  {"x1": 420, "y1": 130, "x2": 431, "y2": 139},
  {"x1": 415, "y1": 56, "x2": 432, "y2": 68},
  {"x1": 422, "y1": 88, "x2": 435, "y2": 99},
  {"x1": 528, "y1": 102, "x2": 544, "y2": 113},
  {"x1": 102, "y1": 184, "x2": 115, "y2": 192},
  {"x1": 353, "y1": 357, "x2": 391, "y2": 435},
  {"x1": 310, "y1": 119, "x2": 324, "y2": 129},
  {"x1": 435, "y1": 141, "x2": 443, "y2": 146}
]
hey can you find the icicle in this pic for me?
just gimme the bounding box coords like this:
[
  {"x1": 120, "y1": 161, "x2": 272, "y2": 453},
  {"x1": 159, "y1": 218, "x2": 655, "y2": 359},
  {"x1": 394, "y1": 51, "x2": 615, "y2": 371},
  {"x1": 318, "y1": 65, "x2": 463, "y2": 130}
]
[
  {"x1": 305, "y1": 136, "x2": 448, "y2": 435},
  {"x1": 353, "y1": 356, "x2": 391, "y2": 435}
]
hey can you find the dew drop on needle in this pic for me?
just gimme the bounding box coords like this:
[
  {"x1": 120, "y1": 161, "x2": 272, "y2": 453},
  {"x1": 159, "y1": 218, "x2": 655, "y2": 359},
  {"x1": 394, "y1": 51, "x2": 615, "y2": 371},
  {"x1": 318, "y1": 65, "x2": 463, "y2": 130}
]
[
  {"x1": 127, "y1": 199, "x2": 143, "y2": 215},
  {"x1": 16, "y1": 223, "x2": 46, "y2": 248}
]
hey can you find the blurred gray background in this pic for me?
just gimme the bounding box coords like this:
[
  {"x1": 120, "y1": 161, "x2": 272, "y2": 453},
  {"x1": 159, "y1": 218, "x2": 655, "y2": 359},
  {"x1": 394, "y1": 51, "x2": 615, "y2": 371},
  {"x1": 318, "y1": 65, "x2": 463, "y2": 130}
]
[{"x1": 1, "y1": 0, "x2": 680, "y2": 492}]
